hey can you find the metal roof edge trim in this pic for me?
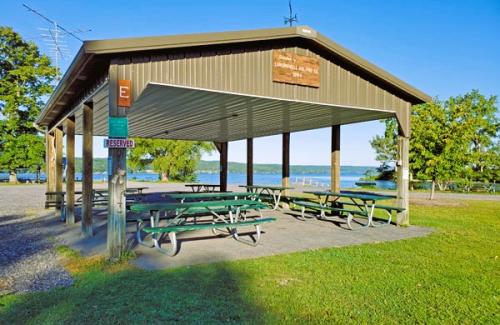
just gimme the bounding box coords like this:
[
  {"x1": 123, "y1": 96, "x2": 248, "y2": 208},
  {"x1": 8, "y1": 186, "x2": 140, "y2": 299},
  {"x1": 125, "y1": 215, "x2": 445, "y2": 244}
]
[
  {"x1": 83, "y1": 26, "x2": 309, "y2": 54},
  {"x1": 36, "y1": 47, "x2": 92, "y2": 126}
]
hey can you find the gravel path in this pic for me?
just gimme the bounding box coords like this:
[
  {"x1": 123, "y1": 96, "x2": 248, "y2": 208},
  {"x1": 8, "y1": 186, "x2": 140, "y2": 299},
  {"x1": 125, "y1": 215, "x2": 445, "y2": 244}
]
[{"x1": 0, "y1": 185, "x2": 73, "y2": 294}]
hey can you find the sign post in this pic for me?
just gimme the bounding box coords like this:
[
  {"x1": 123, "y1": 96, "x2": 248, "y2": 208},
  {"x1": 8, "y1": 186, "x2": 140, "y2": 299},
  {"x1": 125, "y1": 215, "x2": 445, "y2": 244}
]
[{"x1": 107, "y1": 72, "x2": 131, "y2": 260}]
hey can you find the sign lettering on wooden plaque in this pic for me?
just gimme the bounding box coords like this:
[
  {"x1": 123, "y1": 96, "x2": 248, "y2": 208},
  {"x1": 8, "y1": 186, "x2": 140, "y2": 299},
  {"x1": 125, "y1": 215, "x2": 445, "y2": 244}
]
[{"x1": 272, "y1": 51, "x2": 320, "y2": 88}]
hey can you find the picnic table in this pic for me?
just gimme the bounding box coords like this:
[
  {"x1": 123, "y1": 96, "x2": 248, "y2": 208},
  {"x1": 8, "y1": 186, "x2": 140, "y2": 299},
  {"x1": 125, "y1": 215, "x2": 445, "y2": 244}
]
[
  {"x1": 239, "y1": 185, "x2": 294, "y2": 210},
  {"x1": 167, "y1": 191, "x2": 259, "y2": 203},
  {"x1": 129, "y1": 199, "x2": 274, "y2": 255},
  {"x1": 45, "y1": 191, "x2": 65, "y2": 209},
  {"x1": 185, "y1": 183, "x2": 221, "y2": 192},
  {"x1": 300, "y1": 191, "x2": 398, "y2": 228},
  {"x1": 126, "y1": 187, "x2": 149, "y2": 195}
]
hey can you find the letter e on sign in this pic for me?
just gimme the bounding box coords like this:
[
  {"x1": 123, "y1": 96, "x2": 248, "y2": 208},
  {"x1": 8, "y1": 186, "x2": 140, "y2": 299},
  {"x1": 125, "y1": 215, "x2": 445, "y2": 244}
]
[{"x1": 118, "y1": 80, "x2": 131, "y2": 107}]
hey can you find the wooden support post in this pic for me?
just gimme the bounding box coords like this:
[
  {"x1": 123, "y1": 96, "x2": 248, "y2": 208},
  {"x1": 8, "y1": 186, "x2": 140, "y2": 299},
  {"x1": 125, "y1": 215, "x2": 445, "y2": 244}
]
[
  {"x1": 219, "y1": 142, "x2": 228, "y2": 192},
  {"x1": 246, "y1": 138, "x2": 253, "y2": 186},
  {"x1": 54, "y1": 127, "x2": 63, "y2": 219},
  {"x1": 82, "y1": 103, "x2": 93, "y2": 237},
  {"x1": 45, "y1": 131, "x2": 55, "y2": 200},
  {"x1": 282, "y1": 133, "x2": 290, "y2": 197},
  {"x1": 107, "y1": 63, "x2": 128, "y2": 259},
  {"x1": 331, "y1": 125, "x2": 341, "y2": 193},
  {"x1": 65, "y1": 117, "x2": 75, "y2": 224},
  {"x1": 397, "y1": 135, "x2": 410, "y2": 225}
]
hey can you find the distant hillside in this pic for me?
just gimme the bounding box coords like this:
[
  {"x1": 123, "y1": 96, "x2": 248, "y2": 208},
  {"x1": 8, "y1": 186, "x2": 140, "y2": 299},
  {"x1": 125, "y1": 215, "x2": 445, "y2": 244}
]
[
  {"x1": 75, "y1": 158, "x2": 375, "y2": 175},
  {"x1": 197, "y1": 160, "x2": 374, "y2": 176}
]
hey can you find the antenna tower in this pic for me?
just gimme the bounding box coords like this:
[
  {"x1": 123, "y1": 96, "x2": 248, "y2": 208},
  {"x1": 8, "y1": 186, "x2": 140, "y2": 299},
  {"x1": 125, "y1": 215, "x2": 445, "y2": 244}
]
[
  {"x1": 22, "y1": 4, "x2": 91, "y2": 80},
  {"x1": 284, "y1": 0, "x2": 298, "y2": 26}
]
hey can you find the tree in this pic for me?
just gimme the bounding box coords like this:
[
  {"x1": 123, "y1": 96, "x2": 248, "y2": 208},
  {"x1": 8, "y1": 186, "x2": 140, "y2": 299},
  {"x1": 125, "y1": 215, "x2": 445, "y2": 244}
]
[
  {"x1": 369, "y1": 118, "x2": 398, "y2": 180},
  {"x1": 454, "y1": 90, "x2": 499, "y2": 180},
  {"x1": 128, "y1": 139, "x2": 215, "y2": 182},
  {"x1": 0, "y1": 26, "x2": 57, "y2": 183},
  {"x1": 371, "y1": 90, "x2": 498, "y2": 199},
  {"x1": 410, "y1": 100, "x2": 472, "y2": 199}
]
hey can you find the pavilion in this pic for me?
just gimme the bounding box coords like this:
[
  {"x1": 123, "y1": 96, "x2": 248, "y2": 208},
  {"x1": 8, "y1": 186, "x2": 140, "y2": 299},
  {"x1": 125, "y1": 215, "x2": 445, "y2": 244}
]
[{"x1": 36, "y1": 26, "x2": 431, "y2": 258}]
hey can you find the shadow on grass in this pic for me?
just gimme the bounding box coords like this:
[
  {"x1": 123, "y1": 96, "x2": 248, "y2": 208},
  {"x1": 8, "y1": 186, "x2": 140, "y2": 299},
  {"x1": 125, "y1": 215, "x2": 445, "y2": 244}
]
[{"x1": 0, "y1": 258, "x2": 267, "y2": 323}]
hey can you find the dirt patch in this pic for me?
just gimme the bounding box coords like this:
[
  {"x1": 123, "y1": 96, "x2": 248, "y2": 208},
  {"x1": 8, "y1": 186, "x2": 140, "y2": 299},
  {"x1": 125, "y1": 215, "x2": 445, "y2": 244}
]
[{"x1": 410, "y1": 198, "x2": 466, "y2": 207}]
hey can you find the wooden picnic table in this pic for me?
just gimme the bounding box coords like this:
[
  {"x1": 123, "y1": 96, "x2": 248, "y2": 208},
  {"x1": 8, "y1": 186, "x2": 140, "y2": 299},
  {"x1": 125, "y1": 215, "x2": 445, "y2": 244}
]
[
  {"x1": 167, "y1": 191, "x2": 259, "y2": 203},
  {"x1": 304, "y1": 190, "x2": 395, "y2": 227},
  {"x1": 239, "y1": 185, "x2": 294, "y2": 210},
  {"x1": 129, "y1": 199, "x2": 271, "y2": 255},
  {"x1": 185, "y1": 183, "x2": 221, "y2": 192}
]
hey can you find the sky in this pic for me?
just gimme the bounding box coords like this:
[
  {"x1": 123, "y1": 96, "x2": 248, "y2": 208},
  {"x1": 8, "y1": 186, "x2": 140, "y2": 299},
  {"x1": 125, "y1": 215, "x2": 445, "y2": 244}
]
[{"x1": 2, "y1": 0, "x2": 499, "y2": 166}]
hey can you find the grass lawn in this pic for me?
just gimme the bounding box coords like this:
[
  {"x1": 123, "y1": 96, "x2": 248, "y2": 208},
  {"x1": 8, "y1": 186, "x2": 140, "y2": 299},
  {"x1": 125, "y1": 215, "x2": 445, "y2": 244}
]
[{"x1": 0, "y1": 200, "x2": 499, "y2": 324}]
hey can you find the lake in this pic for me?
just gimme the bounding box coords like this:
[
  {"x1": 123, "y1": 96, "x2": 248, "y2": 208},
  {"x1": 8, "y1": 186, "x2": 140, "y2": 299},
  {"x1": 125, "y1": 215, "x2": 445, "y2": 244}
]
[{"x1": 2, "y1": 171, "x2": 396, "y2": 190}]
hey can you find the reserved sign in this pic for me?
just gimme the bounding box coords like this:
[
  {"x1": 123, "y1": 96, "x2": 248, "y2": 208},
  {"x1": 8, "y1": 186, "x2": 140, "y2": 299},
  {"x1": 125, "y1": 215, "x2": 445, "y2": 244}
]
[{"x1": 104, "y1": 138, "x2": 135, "y2": 149}]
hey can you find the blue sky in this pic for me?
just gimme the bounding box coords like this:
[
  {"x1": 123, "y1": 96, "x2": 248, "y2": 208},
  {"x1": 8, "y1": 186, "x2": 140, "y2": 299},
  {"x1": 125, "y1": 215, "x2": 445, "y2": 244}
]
[{"x1": 2, "y1": 0, "x2": 499, "y2": 166}]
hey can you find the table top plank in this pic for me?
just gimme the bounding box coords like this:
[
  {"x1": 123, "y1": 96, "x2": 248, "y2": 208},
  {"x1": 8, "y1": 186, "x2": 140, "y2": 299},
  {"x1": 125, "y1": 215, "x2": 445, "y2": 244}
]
[
  {"x1": 130, "y1": 199, "x2": 266, "y2": 212},
  {"x1": 239, "y1": 185, "x2": 293, "y2": 191},
  {"x1": 304, "y1": 190, "x2": 394, "y2": 201},
  {"x1": 168, "y1": 192, "x2": 258, "y2": 200}
]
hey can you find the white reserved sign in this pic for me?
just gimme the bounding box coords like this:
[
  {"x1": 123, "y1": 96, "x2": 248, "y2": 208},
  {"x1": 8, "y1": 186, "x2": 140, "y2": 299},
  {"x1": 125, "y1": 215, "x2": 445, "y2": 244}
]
[{"x1": 104, "y1": 138, "x2": 135, "y2": 149}]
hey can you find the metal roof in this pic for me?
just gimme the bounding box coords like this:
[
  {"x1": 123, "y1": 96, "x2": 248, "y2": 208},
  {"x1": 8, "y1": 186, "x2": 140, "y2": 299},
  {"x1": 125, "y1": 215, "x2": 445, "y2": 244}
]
[{"x1": 37, "y1": 25, "x2": 430, "y2": 127}]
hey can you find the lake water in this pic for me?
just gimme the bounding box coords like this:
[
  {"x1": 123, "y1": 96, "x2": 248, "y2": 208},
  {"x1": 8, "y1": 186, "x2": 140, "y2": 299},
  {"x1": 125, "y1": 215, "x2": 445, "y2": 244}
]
[{"x1": 1, "y1": 171, "x2": 396, "y2": 190}]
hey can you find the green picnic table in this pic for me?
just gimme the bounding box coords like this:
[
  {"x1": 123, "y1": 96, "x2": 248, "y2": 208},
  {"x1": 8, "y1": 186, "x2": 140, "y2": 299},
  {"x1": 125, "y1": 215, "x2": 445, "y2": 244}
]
[
  {"x1": 129, "y1": 199, "x2": 274, "y2": 255},
  {"x1": 239, "y1": 185, "x2": 294, "y2": 210},
  {"x1": 295, "y1": 191, "x2": 401, "y2": 229},
  {"x1": 185, "y1": 183, "x2": 221, "y2": 192},
  {"x1": 167, "y1": 191, "x2": 259, "y2": 203}
]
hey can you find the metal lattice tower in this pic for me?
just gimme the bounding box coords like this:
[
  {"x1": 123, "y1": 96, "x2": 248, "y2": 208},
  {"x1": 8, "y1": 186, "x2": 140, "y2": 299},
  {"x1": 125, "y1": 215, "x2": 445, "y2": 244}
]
[{"x1": 22, "y1": 4, "x2": 90, "y2": 80}]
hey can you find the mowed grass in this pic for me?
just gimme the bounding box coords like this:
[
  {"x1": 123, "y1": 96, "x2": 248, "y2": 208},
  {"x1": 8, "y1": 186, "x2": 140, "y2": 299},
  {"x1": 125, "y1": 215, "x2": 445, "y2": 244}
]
[{"x1": 0, "y1": 200, "x2": 499, "y2": 324}]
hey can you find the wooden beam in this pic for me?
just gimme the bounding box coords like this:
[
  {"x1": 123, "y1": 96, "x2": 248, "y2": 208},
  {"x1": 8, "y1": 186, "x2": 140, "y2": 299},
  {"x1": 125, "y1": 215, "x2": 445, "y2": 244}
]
[
  {"x1": 82, "y1": 103, "x2": 93, "y2": 236},
  {"x1": 282, "y1": 133, "x2": 290, "y2": 195},
  {"x1": 214, "y1": 141, "x2": 222, "y2": 153},
  {"x1": 107, "y1": 62, "x2": 128, "y2": 260},
  {"x1": 219, "y1": 142, "x2": 228, "y2": 192},
  {"x1": 331, "y1": 125, "x2": 341, "y2": 192},
  {"x1": 65, "y1": 117, "x2": 76, "y2": 224},
  {"x1": 246, "y1": 138, "x2": 253, "y2": 186},
  {"x1": 45, "y1": 131, "x2": 55, "y2": 204},
  {"x1": 54, "y1": 127, "x2": 63, "y2": 219},
  {"x1": 396, "y1": 135, "x2": 410, "y2": 225}
]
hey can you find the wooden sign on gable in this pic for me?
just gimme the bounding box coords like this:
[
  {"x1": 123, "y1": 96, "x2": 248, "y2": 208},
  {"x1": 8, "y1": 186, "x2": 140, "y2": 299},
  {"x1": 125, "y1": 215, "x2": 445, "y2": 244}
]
[{"x1": 272, "y1": 51, "x2": 320, "y2": 88}]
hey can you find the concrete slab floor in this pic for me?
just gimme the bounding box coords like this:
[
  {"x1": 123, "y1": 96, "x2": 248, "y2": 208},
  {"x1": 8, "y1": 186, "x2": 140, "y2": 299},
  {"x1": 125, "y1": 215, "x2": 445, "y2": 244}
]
[{"x1": 54, "y1": 206, "x2": 434, "y2": 271}]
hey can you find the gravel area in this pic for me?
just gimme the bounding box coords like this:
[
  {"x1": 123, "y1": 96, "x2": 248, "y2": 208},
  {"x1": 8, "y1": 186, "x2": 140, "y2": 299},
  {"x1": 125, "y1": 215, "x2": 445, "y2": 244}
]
[{"x1": 0, "y1": 185, "x2": 73, "y2": 294}]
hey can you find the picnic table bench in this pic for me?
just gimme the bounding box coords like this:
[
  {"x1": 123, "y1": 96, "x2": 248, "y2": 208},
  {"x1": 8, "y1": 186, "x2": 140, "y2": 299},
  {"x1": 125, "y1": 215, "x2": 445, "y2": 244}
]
[
  {"x1": 293, "y1": 191, "x2": 402, "y2": 230},
  {"x1": 129, "y1": 199, "x2": 273, "y2": 256}
]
